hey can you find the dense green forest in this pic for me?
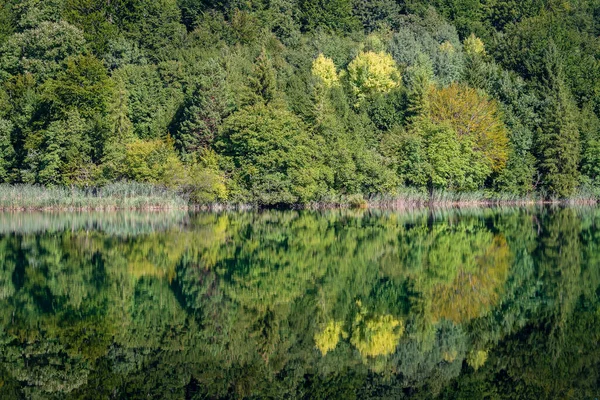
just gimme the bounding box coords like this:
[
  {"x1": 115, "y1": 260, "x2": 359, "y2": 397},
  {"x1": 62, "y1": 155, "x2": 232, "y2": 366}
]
[{"x1": 0, "y1": 0, "x2": 599, "y2": 205}]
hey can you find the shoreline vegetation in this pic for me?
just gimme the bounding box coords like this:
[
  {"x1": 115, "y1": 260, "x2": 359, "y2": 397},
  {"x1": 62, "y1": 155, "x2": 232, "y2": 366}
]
[{"x1": 1, "y1": 184, "x2": 599, "y2": 212}]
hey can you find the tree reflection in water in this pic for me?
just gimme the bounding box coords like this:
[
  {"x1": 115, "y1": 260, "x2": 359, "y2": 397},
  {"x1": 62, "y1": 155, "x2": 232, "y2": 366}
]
[{"x1": 0, "y1": 207, "x2": 599, "y2": 399}]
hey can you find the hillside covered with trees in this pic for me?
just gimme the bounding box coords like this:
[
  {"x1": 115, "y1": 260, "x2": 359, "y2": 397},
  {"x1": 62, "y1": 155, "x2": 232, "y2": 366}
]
[{"x1": 0, "y1": 0, "x2": 599, "y2": 205}]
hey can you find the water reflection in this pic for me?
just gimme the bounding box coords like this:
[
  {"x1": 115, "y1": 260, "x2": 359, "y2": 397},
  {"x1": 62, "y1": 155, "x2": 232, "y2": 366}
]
[{"x1": 0, "y1": 208, "x2": 599, "y2": 399}]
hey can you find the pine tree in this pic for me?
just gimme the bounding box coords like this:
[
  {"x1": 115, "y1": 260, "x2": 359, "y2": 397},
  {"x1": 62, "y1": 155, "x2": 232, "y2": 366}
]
[
  {"x1": 248, "y1": 48, "x2": 277, "y2": 105},
  {"x1": 405, "y1": 53, "x2": 434, "y2": 121},
  {"x1": 0, "y1": 118, "x2": 15, "y2": 182},
  {"x1": 172, "y1": 60, "x2": 231, "y2": 154},
  {"x1": 535, "y1": 43, "x2": 581, "y2": 198}
]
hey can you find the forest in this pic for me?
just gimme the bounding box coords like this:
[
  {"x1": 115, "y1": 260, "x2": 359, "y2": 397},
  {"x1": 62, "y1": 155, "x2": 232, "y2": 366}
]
[{"x1": 0, "y1": 0, "x2": 599, "y2": 205}]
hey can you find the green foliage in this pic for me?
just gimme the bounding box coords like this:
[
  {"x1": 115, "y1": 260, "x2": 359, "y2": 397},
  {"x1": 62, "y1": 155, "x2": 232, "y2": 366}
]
[
  {"x1": 299, "y1": 0, "x2": 360, "y2": 33},
  {"x1": 429, "y1": 83, "x2": 509, "y2": 174},
  {"x1": 1, "y1": 208, "x2": 599, "y2": 397},
  {"x1": 0, "y1": 21, "x2": 86, "y2": 83},
  {"x1": 422, "y1": 122, "x2": 465, "y2": 189},
  {"x1": 580, "y1": 105, "x2": 600, "y2": 186},
  {"x1": 0, "y1": 119, "x2": 15, "y2": 182},
  {"x1": 42, "y1": 54, "x2": 113, "y2": 118},
  {"x1": 248, "y1": 48, "x2": 278, "y2": 105},
  {"x1": 352, "y1": 0, "x2": 402, "y2": 32},
  {"x1": 0, "y1": 0, "x2": 16, "y2": 45},
  {"x1": 496, "y1": 7, "x2": 600, "y2": 108},
  {"x1": 170, "y1": 59, "x2": 232, "y2": 153},
  {"x1": 534, "y1": 45, "x2": 581, "y2": 198},
  {"x1": 0, "y1": 0, "x2": 598, "y2": 202},
  {"x1": 312, "y1": 54, "x2": 340, "y2": 88},
  {"x1": 388, "y1": 12, "x2": 464, "y2": 86},
  {"x1": 63, "y1": 0, "x2": 119, "y2": 55},
  {"x1": 24, "y1": 110, "x2": 94, "y2": 186},
  {"x1": 111, "y1": 0, "x2": 186, "y2": 55},
  {"x1": 220, "y1": 103, "x2": 331, "y2": 204},
  {"x1": 116, "y1": 137, "x2": 186, "y2": 186},
  {"x1": 113, "y1": 64, "x2": 184, "y2": 140}
]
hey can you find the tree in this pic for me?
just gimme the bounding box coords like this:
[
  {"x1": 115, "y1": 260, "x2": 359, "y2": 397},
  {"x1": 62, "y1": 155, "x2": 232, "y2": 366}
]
[
  {"x1": 42, "y1": 54, "x2": 113, "y2": 119},
  {"x1": 248, "y1": 48, "x2": 277, "y2": 105},
  {"x1": 580, "y1": 105, "x2": 600, "y2": 187},
  {"x1": 422, "y1": 122, "x2": 465, "y2": 190},
  {"x1": 109, "y1": 0, "x2": 186, "y2": 55},
  {"x1": 347, "y1": 51, "x2": 401, "y2": 106},
  {"x1": 24, "y1": 110, "x2": 93, "y2": 185},
  {"x1": 171, "y1": 59, "x2": 232, "y2": 154},
  {"x1": 404, "y1": 53, "x2": 434, "y2": 121},
  {"x1": 0, "y1": 21, "x2": 86, "y2": 83},
  {"x1": 117, "y1": 137, "x2": 186, "y2": 186},
  {"x1": 534, "y1": 44, "x2": 581, "y2": 198},
  {"x1": 63, "y1": 0, "x2": 119, "y2": 55},
  {"x1": 0, "y1": 0, "x2": 15, "y2": 45},
  {"x1": 388, "y1": 13, "x2": 464, "y2": 86},
  {"x1": 12, "y1": 0, "x2": 64, "y2": 30},
  {"x1": 299, "y1": 0, "x2": 360, "y2": 33},
  {"x1": 352, "y1": 0, "x2": 401, "y2": 32},
  {"x1": 0, "y1": 118, "x2": 15, "y2": 182},
  {"x1": 219, "y1": 103, "x2": 331, "y2": 205},
  {"x1": 312, "y1": 54, "x2": 340, "y2": 89},
  {"x1": 429, "y1": 83, "x2": 509, "y2": 176},
  {"x1": 113, "y1": 64, "x2": 184, "y2": 140}
]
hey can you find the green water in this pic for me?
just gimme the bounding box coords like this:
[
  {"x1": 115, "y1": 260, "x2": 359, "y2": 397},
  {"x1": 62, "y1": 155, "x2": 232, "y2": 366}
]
[{"x1": 0, "y1": 208, "x2": 599, "y2": 399}]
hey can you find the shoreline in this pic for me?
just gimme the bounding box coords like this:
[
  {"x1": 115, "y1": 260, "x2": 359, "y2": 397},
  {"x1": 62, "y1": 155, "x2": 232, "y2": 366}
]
[
  {"x1": 0, "y1": 198, "x2": 598, "y2": 212},
  {"x1": 1, "y1": 183, "x2": 599, "y2": 212}
]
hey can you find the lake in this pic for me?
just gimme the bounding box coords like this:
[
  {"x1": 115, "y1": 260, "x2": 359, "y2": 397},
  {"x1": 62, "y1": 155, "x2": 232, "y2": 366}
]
[{"x1": 0, "y1": 208, "x2": 598, "y2": 399}]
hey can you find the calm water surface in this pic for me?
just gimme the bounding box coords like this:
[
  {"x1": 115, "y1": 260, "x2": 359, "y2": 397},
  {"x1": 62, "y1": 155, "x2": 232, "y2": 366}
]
[{"x1": 0, "y1": 208, "x2": 599, "y2": 399}]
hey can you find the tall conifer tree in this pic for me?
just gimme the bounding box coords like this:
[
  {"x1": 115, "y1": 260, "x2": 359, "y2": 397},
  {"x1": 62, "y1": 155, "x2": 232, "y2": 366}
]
[{"x1": 535, "y1": 42, "x2": 581, "y2": 198}]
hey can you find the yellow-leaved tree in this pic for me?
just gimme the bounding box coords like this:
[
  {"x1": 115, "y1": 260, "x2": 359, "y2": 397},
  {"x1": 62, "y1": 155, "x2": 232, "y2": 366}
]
[
  {"x1": 347, "y1": 51, "x2": 401, "y2": 105},
  {"x1": 312, "y1": 54, "x2": 340, "y2": 88},
  {"x1": 351, "y1": 302, "x2": 404, "y2": 358},
  {"x1": 314, "y1": 320, "x2": 347, "y2": 355},
  {"x1": 463, "y1": 33, "x2": 486, "y2": 57}
]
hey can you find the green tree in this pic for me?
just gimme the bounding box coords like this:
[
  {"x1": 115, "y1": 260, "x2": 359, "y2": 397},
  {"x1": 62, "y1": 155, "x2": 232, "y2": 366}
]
[
  {"x1": 0, "y1": 118, "x2": 15, "y2": 182},
  {"x1": 534, "y1": 44, "x2": 581, "y2": 198},
  {"x1": 113, "y1": 64, "x2": 184, "y2": 140},
  {"x1": 171, "y1": 59, "x2": 232, "y2": 153},
  {"x1": 248, "y1": 48, "x2": 278, "y2": 105},
  {"x1": 0, "y1": 21, "x2": 86, "y2": 83},
  {"x1": 25, "y1": 110, "x2": 93, "y2": 185},
  {"x1": 0, "y1": 0, "x2": 15, "y2": 45},
  {"x1": 116, "y1": 137, "x2": 186, "y2": 185},
  {"x1": 110, "y1": 0, "x2": 186, "y2": 55},
  {"x1": 580, "y1": 105, "x2": 600, "y2": 187},
  {"x1": 352, "y1": 0, "x2": 401, "y2": 32},
  {"x1": 42, "y1": 54, "x2": 113, "y2": 119},
  {"x1": 219, "y1": 103, "x2": 331, "y2": 205},
  {"x1": 299, "y1": 0, "x2": 360, "y2": 33},
  {"x1": 63, "y1": 0, "x2": 119, "y2": 55},
  {"x1": 429, "y1": 83, "x2": 509, "y2": 178},
  {"x1": 404, "y1": 53, "x2": 434, "y2": 121},
  {"x1": 422, "y1": 122, "x2": 465, "y2": 190}
]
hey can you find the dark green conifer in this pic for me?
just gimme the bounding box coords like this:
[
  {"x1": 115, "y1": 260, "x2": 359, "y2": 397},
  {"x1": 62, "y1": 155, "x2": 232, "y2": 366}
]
[{"x1": 534, "y1": 43, "x2": 581, "y2": 198}]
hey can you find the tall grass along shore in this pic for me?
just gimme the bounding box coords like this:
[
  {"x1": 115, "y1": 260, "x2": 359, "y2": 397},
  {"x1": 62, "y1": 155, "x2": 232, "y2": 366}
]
[
  {"x1": 0, "y1": 183, "x2": 187, "y2": 211},
  {"x1": 1, "y1": 184, "x2": 599, "y2": 211}
]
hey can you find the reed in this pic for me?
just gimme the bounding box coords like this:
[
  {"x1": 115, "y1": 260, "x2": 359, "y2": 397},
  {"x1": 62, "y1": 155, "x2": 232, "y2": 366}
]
[
  {"x1": 0, "y1": 183, "x2": 188, "y2": 211},
  {"x1": 0, "y1": 184, "x2": 598, "y2": 211}
]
